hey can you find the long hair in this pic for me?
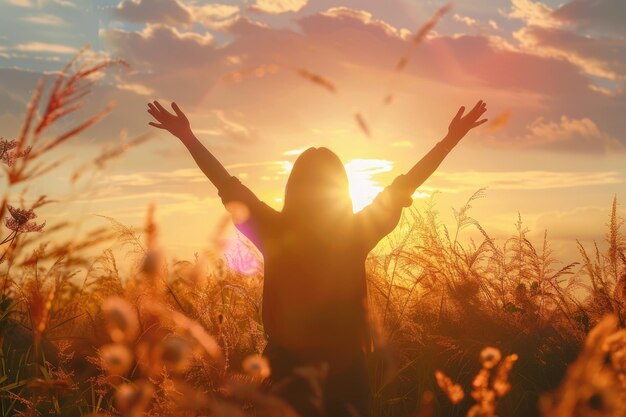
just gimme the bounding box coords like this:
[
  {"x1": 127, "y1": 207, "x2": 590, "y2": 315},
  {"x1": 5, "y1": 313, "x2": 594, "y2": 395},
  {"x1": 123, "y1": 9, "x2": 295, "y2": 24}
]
[{"x1": 282, "y1": 147, "x2": 353, "y2": 228}]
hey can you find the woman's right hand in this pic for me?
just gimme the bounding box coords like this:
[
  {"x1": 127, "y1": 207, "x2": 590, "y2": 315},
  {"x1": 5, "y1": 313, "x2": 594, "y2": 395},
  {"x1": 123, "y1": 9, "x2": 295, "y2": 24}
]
[
  {"x1": 147, "y1": 101, "x2": 192, "y2": 139},
  {"x1": 446, "y1": 100, "x2": 488, "y2": 144}
]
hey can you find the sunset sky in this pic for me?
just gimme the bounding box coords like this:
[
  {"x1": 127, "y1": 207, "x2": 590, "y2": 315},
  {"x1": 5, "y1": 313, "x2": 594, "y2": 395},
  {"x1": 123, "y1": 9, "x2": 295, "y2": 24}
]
[{"x1": 0, "y1": 0, "x2": 624, "y2": 265}]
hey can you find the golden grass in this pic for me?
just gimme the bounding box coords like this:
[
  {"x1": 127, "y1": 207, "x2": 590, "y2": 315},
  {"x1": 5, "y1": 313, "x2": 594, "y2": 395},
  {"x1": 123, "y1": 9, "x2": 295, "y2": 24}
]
[{"x1": 0, "y1": 50, "x2": 625, "y2": 417}]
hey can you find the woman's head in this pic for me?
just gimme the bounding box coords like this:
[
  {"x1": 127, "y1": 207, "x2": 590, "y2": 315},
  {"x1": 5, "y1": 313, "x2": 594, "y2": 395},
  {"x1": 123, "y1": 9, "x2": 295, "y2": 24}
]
[{"x1": 282, "y1": 147, "x2": 352, "y2": 225}]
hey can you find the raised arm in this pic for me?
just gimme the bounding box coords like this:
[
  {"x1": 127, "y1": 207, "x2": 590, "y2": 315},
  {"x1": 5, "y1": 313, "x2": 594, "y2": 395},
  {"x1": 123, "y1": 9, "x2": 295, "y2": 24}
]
[
  {"x1": 401, "y1": 100, "x2": 487, "y2": 194},
  {"x1": 353, "y1": 101, "x2": 487, "y2": 251},
  {"x1": 147, "y1": 100, "x2": 231, "y2": 189}
]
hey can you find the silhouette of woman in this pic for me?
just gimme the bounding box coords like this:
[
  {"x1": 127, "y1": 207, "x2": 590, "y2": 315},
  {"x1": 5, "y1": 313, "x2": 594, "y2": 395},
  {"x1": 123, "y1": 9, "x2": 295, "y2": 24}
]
[{"x1": 147, "y1": 100, "x2": 487, "y2": 417}]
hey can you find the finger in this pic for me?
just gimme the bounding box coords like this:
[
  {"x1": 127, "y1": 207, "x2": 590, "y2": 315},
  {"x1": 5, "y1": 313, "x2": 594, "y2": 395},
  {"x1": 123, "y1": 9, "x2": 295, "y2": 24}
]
[
  {"x1": 147, "y1": 108, "x2": 162, "y2": 122},
  {"x1": 454, "y1": 106, "x2": 465, "y2": 120},
  {"x1": 147, "y1": 102, "x2": 158, "y2": 113},
  {"x1": 171, "y1": 102, "x2": 185, "y2": 119},
  {"x1": 153, "y1": 100, "x2": 173, "y2": 117},
  {"x1": 470, "y1": 100, "x2": 483, "y2": 114},
  {"x1": 472, "y1": 119, "x2": 488, "y2": 127},
  {"x1": 148, "y1": 122, "x2": 167, "y2": 129}
]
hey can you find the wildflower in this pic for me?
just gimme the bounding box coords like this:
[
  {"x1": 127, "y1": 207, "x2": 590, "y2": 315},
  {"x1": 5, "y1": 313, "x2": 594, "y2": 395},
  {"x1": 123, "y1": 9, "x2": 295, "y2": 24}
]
[
  {"x1": 540, "y1": 315, "x2": 626, "y2": 416},
  {"x1": 436, "y1": 347, "x2": 518, "y2": 415},
  {"x1": 102, "y1": 296, "x2": 139, "y2": 343},
  {"x1": 0, "y1": 139, "x2": 31, "y2": 167},
  {"x1": 115, "y1": 381, "x2": 154, "y2": 415},
  {"x1": 480, "y1": 347, "x2": 502, "y2": 370},
  {"x1": 0, "y1": 139, "x2": 16, "y2": 154},
  {"x1": 99, "y1": 343, "x2": 133, "y2": 376},
  {"x1": 493, "y1": 354, "x2": 519, "y2": 397},
  {"x1": 435, "y1": 370, "x2": 465, "y2": 404},
  {"x1": 242, "y1": 354, "x2": 271, "y2": 379},
  {"x1": 158, "y1": 335, "x2": 193, "y2": 374},
  {"x1": 4, "y1": 205, "x2": 45, "y2": 233}
]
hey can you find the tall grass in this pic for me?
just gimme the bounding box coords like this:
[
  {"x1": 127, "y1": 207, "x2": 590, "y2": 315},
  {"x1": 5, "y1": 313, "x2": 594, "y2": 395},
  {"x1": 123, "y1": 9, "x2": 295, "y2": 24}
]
[{"x1": 1, "y1": 52, "x2": 625, "y2": 417}]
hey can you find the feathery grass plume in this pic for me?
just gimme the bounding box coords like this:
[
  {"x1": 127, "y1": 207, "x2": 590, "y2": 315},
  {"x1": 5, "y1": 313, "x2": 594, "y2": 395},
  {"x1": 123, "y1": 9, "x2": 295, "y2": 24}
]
[
  {"x1": 487, "y1": 111, "x2": 512, "y2": 132},
  {"x1": 295, "y1": 68, "x2": 337, "y2": 93},
  {"x1": 139, "y1": 204, "x2": 166, "y2": 293},
  {"x1": 6, "y1": 46, "x2": 126, "y2": 185},
  {"x1": 71, "y1": 132, "x2": 152, "y2": 184},
  {"x1": 413, "y1": 2, "x2": 453, "y2": 44},
  {"x1": 576, "y1": 196, "x2": 626, "y2": 324},
  {"x1": 355, "y1": 112, "x2": 371, "y2": 138},
  {"x1": 540, "y1": 314, "x2": 626, "y2": 416},
  {"x1": 393, "y1": 3, "x2": 452, "y2": 72}
]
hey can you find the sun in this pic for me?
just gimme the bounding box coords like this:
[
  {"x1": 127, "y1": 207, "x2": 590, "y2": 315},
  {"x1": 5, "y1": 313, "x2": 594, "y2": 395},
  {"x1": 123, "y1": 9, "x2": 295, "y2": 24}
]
[{"x1": 344, "y1": 159, "x2": 394, "y2": 212}]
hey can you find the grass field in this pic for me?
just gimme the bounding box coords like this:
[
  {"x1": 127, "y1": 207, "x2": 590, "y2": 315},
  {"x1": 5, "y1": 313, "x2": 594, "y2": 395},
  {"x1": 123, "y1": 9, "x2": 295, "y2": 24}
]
[{"x1": 0, "y1": 49, "x2": 625, "y2": 417}]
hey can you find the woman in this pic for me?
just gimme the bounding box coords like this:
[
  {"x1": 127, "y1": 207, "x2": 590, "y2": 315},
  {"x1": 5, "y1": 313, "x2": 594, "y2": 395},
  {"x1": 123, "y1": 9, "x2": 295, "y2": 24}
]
[{"x1": 147, "y1": 100, "x2": 487, "y2": 416}]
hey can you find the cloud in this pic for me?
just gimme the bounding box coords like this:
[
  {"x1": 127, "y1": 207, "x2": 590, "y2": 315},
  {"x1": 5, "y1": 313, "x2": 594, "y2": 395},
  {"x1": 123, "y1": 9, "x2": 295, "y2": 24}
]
[
  {"x1": 506, "y1": 0, "x2": 560, "y2": 28},
  {"x1": 514, "y1": 25, "x2": 626, "y2": 81},
  {"x1": 112, "y1": 0, "x2": 239, "y2": 30},
  {"x1": 483, "y1": 115, "x2": 624, "y2": 154},
  {"x1": 53, "y1": 0, "x2": 76, "y2": 7},
  {"x1": 553, "y1": 0, "x2": 626, "y2": 37},
  {"x1": 97, "y1": 4, "x2": 626, "y2": 153},
  {"x1": 101, "y1": 24, "x2": 215, "y2": 69},
  {"x1": 5, "y1": 0, "x2": 76, "y2": 8},
  {"x1": 113, "y1": 0, "x2": 192, "y2": 26},
  {"x1": 13, "y1": 42, "x2": 77, "y2": 54},
  {"x1": 506, "y1": 0, "x2": 626, "y2": 82},
  {"x1": 192, "y1": 4, "x2": 240, "y2": 30},
  {"x1": 117, "y1": 81, "x2": 155, "y2": 96},
  {"x1": 194, "y1": 109, "x2": 260, "y2": 144},
  {"x1": 453, "y1": 13, "x2": 477, "y2": 28},
  {"x1": 524, "y1": 116, "x2": 624, "y2": 153},
  {"x1": 5, "y1": 0, "x2": 33, "y2": 7},
  {"x1": 21, "y1": 14, "x2": 64, "y2": 25},
  {"x1": 429, "y1": 170, "x2": 623, "y2": 192},
  {"x1": 310, "y1": 7, "x2": 404, "y2": 38},
  {"x1": 249, "y1": 0, "x2": 308, "y2": 14}
]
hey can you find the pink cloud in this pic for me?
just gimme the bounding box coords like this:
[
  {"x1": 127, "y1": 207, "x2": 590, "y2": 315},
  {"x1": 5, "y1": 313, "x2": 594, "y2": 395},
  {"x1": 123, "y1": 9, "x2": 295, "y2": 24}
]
[
  {"x1": 95, "y1": 5, "x2": 626, "y2": 153},
  {"x1": 482, "y1": 115, "x2": 624, "y2": 154}
]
